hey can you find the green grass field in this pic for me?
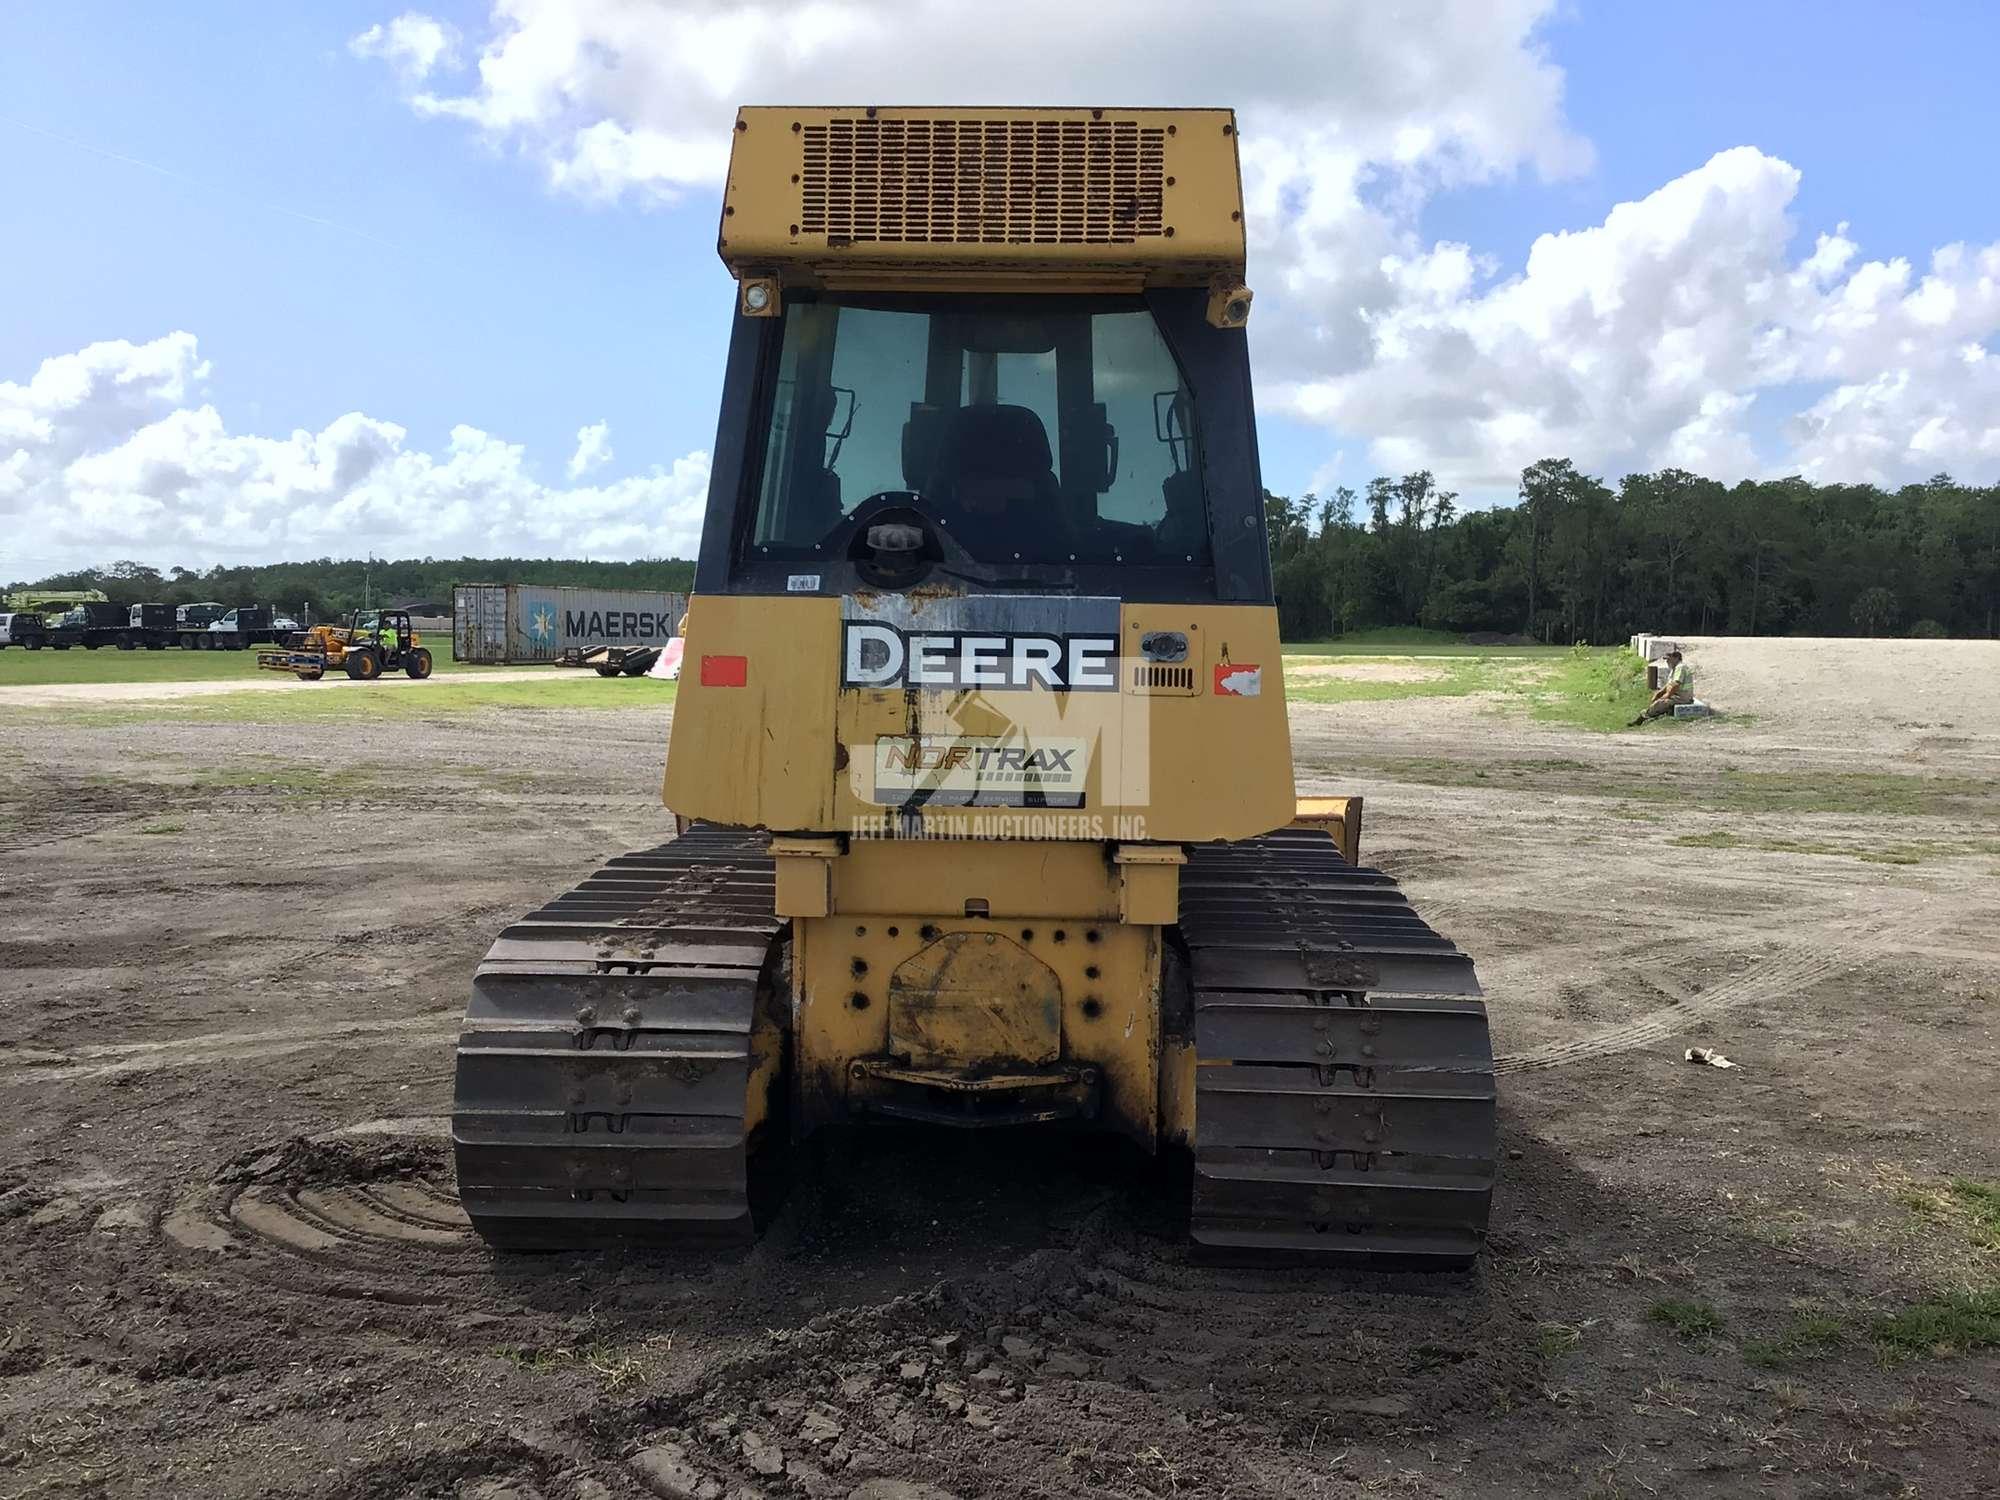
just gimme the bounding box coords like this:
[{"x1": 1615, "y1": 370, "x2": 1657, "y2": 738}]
[
  {"x1": 0, "y1": 639, "x2": 479, "y2": 684},
  {"x1": 1280, "y1": 627, "x2": 1572, "y2": 659},
  {"x1": 1, "y1": 629, "x2": 1662, "y2": 734},
  {"x1": 28, "y1": 675, "x2": 676, "y2": 726},
  {"x1": 1280, "y1": 642, "x2": 1662, "y2": 730},
  {"x1": 1282, "y1": 656, "x2": 1504, "y2": 705}
]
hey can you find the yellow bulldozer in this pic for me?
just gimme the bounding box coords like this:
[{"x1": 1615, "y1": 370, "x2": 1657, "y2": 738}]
[
  {"x1": 258, "y1": 609, "x2": 433, "y2": 682},
  {"x1": 452, "y1": 107, "x2": 1495, "y2": 1265}
]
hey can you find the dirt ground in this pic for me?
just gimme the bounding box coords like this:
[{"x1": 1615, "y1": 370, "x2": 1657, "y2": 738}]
[
  {"x1": 1, "y1": 638, "x2": 1997, "y2": 1499},
  {"x1": 0, "y1": 669, "x2": 554, "y2": 708}
]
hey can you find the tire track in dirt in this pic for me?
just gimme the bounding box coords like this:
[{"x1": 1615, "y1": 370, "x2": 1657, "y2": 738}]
[
  {"x1": 1494, "y1": 907, "x2": 1947, "y2": 1073},
  {"x1": 0, "y1": 1010, "x2": 461, "y2": 1084}
]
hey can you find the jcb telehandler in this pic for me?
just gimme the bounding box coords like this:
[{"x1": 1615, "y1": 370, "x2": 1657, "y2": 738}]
[
  {"x1": 258, "y1": 610, "x2": 433, "y2": 681},
  {"x1": 452, "y1": 107, "x2": 1496, "y2": 1265}
]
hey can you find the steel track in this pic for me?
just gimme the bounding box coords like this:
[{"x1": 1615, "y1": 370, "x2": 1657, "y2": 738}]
[
  {"x1": 451, "y1": 825, "x2": 783, "y2": 1248},
  {"x1": 454, "y1": 823, "x2": 1494, "y2": 1264},
  {"x1": 1180, "y1": 827, "x2": 1496, "y2": 1267}
]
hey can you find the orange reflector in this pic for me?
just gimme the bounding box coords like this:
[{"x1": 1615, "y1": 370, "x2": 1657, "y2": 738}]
[{"x1": 700, "y1": 654, "x2": 748, "y2": 687}]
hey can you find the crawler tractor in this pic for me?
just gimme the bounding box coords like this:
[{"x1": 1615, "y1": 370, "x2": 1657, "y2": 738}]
[{"x1": 452, "y1": 107, "x2": 1496, "y2": 1265}]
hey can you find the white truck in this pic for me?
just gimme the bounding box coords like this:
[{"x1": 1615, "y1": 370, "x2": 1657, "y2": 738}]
[{"x1": 0, "y1": 611, "x2": 50, "y2": 650}]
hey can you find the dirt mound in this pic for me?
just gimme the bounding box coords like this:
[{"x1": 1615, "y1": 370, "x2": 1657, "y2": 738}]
[{"x1": 218, "y1": 1133, "x2": 447, "y2": 1188}]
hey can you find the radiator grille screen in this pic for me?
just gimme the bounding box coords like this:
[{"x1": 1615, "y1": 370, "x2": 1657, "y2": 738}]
[{"x1": 799, "y1": 117, "x2": 1168, "y2": 245}]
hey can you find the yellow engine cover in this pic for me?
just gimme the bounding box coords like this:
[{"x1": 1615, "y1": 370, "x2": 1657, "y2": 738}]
[{"x1": 720, "y1": 106, "x2": 1246, "y2": 293}]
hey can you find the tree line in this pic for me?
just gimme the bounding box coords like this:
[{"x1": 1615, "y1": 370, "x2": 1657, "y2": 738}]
[
  {"x1": 9, "y1": 556, "x2": 697, "y2": 619},
  {"x1": 17, "y1": 464, "x2": 2000, "y2": 642},
  {"x1": 1266, "y1": 463, "x2": 2000, "y2": 643}
]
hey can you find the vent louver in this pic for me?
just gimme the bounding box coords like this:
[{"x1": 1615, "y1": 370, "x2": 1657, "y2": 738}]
[
  {"x1": 799, "y1": 116, "x2": 1168, "y2": 246},
  {"x1": 1129, "y1": 664, "x2": 1197, "y2": 695}
]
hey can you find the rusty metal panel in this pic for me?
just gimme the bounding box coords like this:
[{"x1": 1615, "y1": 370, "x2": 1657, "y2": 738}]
[
  {"x1": 453, "y1": 584, "x2": 510, "y2": 663},
  {"x1": 886, "y1": 932, "x2": 1062, "y2": 1069}
]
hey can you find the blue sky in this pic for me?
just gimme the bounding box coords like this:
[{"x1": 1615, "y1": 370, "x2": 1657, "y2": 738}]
[{"x1": 4, "y1": 1, "x2": 1998, "y2": 575}]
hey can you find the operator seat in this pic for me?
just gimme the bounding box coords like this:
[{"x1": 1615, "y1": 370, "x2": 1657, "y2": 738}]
[{"x1": 921, "y1": 404, "x2": 1065, "y2": 556}]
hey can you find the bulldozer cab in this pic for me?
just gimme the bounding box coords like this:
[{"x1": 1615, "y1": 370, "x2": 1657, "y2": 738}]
[
  {"x1": 748, "y1": 297, "x2": 1220, "y2": 580},
  {"x1": 708, "y1": 296, "x2": 1268, "y2": 605}
]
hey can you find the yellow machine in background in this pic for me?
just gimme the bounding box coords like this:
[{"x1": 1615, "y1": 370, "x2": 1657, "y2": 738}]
[
  {"x1": 452, "y1": 107, "x2": 1495, "y2": 1265},
  {"x1": 258, "y1": 610, "x2": 433, "y2": 682}
]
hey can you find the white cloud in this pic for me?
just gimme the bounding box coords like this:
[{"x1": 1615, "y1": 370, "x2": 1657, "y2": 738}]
[
  {"x1": 568, "y1": 419, "x2": 613, "y2": 477},
  {"x1": 344, "y1": 1, "x2": 2000, "y2": 492},
  {"x1": 359, "y1": 1, "x2": 1586, "y2": 222},
  {"x1": 347, "y1": 0, "x2": 1595, "y2": 470},
  {"x1": 2, "y1": 334, "x2": 710, "y2": 575},
  {"x1": 1791, "y1": 344, "x2": 2000, "y2": 484},
  {"x1": 1279, "y1": 147, "x2": 1813, "y2": 486},
  {"x1": 350, "y1": 12, "x2": 461, "y2": 81},
  {"x1": 1278, "y1": 149, "x2": 2000, "y2": 488}
]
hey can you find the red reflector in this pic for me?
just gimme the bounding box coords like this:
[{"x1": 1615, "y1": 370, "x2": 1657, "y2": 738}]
[{"x1": 700, "y1": 654, "x2": 748, "y2": 687}]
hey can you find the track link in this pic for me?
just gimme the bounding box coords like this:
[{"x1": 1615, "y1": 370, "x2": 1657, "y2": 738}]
[
  {"x1": 1180, "y1": 827, "x2": 1496, "y2": 1267},
  {"x1": 451, "y1": 825, "x2": 783, "y2": 1249}
]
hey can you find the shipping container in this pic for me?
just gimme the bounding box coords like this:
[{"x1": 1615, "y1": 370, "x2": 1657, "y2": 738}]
[{"x1": 453, "y1": 583, "x2": 690, "y2": 665}]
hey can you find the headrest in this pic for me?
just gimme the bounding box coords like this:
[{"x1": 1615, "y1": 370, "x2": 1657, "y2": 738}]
[{"x1": 934, "y1": 404, "x2": 1054, "y2": 480}]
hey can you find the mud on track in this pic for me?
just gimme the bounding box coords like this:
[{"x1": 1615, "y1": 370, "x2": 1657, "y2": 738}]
[{"x1": 1, "y1": 670, "x2": 1997, "y2": 1498}]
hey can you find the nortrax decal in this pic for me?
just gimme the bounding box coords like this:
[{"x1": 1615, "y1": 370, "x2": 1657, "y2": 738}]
[
  {"x1": 872, "y1": 735, "x2": 1089, "y2": 807},
  {"x1": 842, "y1": 622, "x2": 1118, "y2": 691}
]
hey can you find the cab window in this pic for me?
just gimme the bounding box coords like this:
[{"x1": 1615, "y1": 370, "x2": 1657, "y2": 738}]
[{"x1": 749, "y1": 296, "x2": 1209, "y2": 567}]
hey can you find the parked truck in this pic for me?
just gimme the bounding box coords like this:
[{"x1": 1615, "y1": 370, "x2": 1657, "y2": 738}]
[
  {"x1": 45, "y1": 603, "x2": 131, "y2": 650},
  {"x1": 174, "y1": 602, "x2": 226, "y2": 649},
  {"x1": 0, "y1": 611, "x2": 50, "y2": 649},
  {"x1": 198, "y1": 606, "x2": 287, "y2": 650},
  {"x1": 123, "y1": 603, "x2": 174, "y2": 650}
]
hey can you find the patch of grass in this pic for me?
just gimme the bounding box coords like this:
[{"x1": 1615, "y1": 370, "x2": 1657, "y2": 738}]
[
  {"x1": 505, "y1": 1337, "x2": 673, "y2": 1388},
  {"x1": 1949, "y1": 1180, "x2": 2000, "y2": 1249},
  {"x1": 1536, "y1": 1322, "x2": 1586, "y2": 1360},
  {"x1": 1673, "y1": 830, "x2": 1740, "y2": 849},
  {"x1": 137, "y1": 820, "x2": 185, "y2": 835},
  {"x1": 15, "y1": 676, "x2": 676, "y2": 727},
  {"x1": 1633, "y1": 770, "x2": 1998, "y2": 819},
  {"x1": 1336, "y1": 754, "x2": 1999, "y2": 820},
  {"x1": 1869, "y1": 1286, "x2": 2000, "y2": 1361},
  {"x1": 1900, "y1": 1177, "x2": 2000, "y2": 1252},
  {"x1": 1736, "y1": 1278, "x2": 2000, "y2": 1369},
  {"x1": 1647, "y1": 1298, "x2": 1726, "y2": 1340},
  {"x1": 1281, "y1": 627, "x2": 1569, "y2": 658},
  {"x1": 1670, "y1": 831, "x2": 1930, "y2": 865},
  {"x1": 0, "y1": 640, "x2": 472, "y2": 685},
  {"x1": 1742, "y1": 1313, "x2": 1848, "y2": 1369},
  {"x1": 1511, "y1": 645, "x2": 1656, "y2": 731},
  {"x1": 1283, "y1": 657, "x2": 1504, "y2": 705}
]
